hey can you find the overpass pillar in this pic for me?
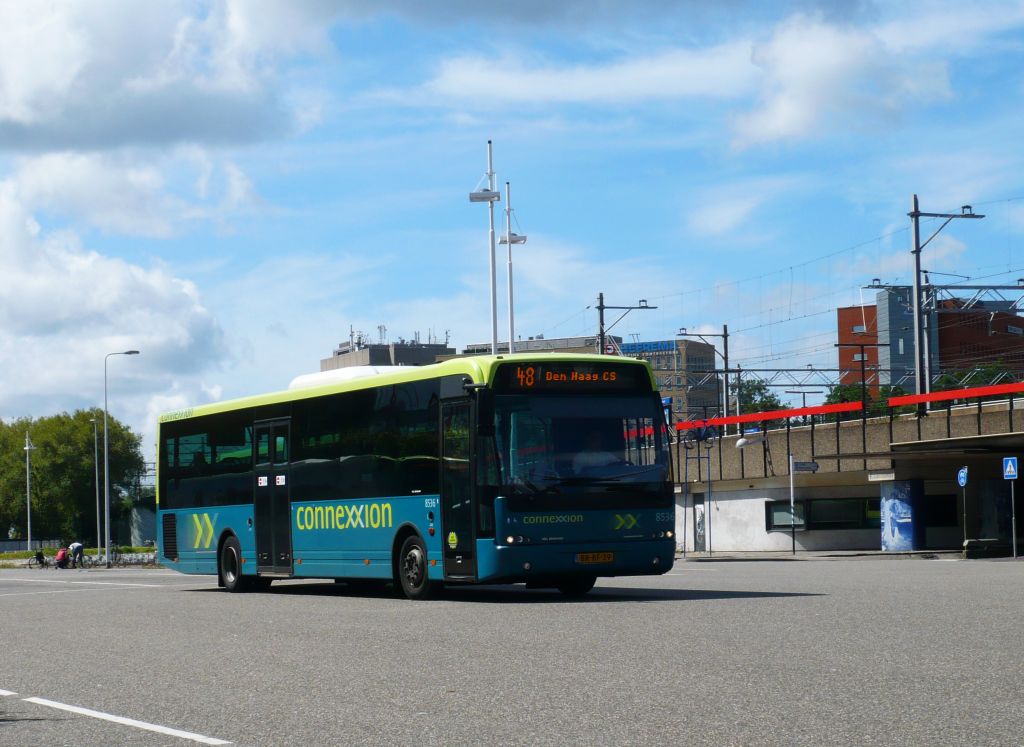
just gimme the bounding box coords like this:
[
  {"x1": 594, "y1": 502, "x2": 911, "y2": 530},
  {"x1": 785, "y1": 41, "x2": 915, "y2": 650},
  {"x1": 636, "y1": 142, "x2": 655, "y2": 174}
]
[{"x1": 880, "y1": 480, "x2": 925, "y2": 552}]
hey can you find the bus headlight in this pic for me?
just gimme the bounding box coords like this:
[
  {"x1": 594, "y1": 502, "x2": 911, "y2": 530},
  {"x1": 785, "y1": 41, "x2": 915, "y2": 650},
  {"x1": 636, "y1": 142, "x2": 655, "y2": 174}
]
[
  {"x1": 666, "y1": 531, "x2": 674, "y2": 538},
  {"x1": 506, "y1": 535, "x2": 516, "y2": 544}
]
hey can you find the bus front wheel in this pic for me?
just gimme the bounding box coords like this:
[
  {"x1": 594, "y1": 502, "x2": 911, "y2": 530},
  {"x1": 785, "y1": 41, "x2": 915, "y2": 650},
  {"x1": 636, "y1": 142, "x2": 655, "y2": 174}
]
[
  {"x1": 220, "y1": 536, "x2": 248, "y2": 593},
  {"x1": 557, "y1": 575, "x2": 596, "y2": 597},
  {"x1": 398, "y1": 535, "x2": 436, "y2": 600}
]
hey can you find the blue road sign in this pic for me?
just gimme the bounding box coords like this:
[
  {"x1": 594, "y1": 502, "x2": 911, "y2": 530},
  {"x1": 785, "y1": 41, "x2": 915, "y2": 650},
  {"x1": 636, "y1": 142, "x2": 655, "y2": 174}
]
[
  {"x1": 1003, "y1": 457, "x2": 1018, "y2": 480},
  {"x1": 957, "y1": 467, "x2": 968, "y2": 488}
]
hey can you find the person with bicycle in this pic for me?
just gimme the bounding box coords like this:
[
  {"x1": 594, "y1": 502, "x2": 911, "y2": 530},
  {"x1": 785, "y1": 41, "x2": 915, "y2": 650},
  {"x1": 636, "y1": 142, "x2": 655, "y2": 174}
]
[
  {"x1": 33, "y1": 549, "x2": 46, "y2": 568},
  {"x1": 68, "y1": 540, "x2": 85, "y2": 568},
  {"x1": 54, "y1": 546, "x2": 70, "y2": 569}
]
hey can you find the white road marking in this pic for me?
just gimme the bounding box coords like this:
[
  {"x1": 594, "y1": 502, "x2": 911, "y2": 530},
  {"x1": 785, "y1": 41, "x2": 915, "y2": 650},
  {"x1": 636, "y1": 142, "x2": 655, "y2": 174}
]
[
  {"x1": 23, "y1": 697, "x2": 231, "y2": 745},
  {"x1": 0, "y1": 588, "x2": 113, "y2": 598},
  {"x1": 0, "y1": 577, "x2": 197, "y2": 588},
  {"x1": 0, "y1": 689, "x2": 17, "y2": 696}
]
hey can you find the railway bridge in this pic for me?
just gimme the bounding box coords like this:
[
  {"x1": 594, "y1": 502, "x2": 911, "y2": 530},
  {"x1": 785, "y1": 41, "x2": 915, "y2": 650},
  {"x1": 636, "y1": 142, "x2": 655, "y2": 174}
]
[{"x1": 671, "y1": 383, "x2": 1024, "y2": 555}]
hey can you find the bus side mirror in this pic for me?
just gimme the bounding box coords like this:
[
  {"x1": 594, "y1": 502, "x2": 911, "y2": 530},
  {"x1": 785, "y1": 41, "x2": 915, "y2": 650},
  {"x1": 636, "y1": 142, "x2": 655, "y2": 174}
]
[{"x1": 477, "y1": 390, "x2": 495, "y2": 436}]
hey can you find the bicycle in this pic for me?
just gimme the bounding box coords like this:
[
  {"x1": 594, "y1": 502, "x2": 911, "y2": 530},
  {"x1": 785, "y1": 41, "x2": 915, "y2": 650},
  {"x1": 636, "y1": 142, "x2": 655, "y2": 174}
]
[
  {"x1": 74, "y1": 554, "x2": 99, "y2": 569},
  {"x1": 27, "y1": 553, "x2": 50, "y2": 569}
]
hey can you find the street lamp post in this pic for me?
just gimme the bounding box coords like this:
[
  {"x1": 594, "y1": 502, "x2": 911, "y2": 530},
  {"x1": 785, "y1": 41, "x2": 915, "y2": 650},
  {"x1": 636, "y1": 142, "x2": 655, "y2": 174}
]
[
  {"x1": 469, "y1": 141, "x2": 501, "y2": 354},
  {"x1": 104, "y1": 350, "x2": 139, "y2": 567},
  {"x1": 499, "y1": 181, "x2": 527, "y2": 353},
  {"x1": 91, "y1": 417, "x2": 101, "y2": 561},
  {"x1": 24, "y1": 434, "x2": 36, "y2": 552}
]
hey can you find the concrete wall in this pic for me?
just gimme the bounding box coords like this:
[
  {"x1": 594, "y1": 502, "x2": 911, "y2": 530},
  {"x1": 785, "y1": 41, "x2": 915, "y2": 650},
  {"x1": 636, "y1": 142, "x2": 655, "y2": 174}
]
[
  {"x1": 673, "y1": 472, "x2": 973, "y2": 553},
  {"x1": 674, "y1": 480, "x2": 882, "y2": 553}
]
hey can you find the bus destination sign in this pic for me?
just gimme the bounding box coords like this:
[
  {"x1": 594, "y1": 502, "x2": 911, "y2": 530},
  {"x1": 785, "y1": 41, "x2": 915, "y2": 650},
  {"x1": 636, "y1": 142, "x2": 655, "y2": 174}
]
[{"x1": 494, "y1": 362, "x2": 651, "y2": 392}]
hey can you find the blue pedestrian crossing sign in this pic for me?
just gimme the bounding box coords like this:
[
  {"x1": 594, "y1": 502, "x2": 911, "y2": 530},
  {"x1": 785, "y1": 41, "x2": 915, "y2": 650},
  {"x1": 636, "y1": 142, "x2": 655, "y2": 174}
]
[
  {"x1": 957, "y1": 467, "x2": 968, "y2": 487},
  {"x1": 1003, "y1": 457, "x2": 1018, "y2": 480}
]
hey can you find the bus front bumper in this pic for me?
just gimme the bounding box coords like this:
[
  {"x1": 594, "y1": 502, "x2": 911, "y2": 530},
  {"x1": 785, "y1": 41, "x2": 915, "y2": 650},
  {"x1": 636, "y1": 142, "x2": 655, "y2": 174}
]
[{"x1": 476, "y1": 538, "x2": 675, "y2": 584}]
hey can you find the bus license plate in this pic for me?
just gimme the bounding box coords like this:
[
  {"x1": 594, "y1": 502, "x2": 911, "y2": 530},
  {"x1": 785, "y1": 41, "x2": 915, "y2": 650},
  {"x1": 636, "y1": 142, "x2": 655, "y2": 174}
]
[{"x1": 575, "y1": 552, "x2": 613, "y2": 564}]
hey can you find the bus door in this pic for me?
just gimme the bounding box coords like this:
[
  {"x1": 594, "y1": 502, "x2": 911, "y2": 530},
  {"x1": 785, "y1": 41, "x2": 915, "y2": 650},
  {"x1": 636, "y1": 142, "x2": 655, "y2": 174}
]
[
  {"x1": 254, "y1": 419, "x2": 293, "y2": 575},
  {"x1": 441, "y1": 400, "x2": 477, "y2": 579}
]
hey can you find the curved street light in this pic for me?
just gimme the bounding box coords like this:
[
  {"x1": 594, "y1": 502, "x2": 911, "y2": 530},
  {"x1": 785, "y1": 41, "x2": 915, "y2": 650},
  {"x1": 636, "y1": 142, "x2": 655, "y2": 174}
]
[
  {"x1": 499, "y1": 180, "x2": 527, "y2": 353},
  {"x1": 24, "y1": 434, "x2": 36, "y2": 552},
  {"x1": 104, "y1": 350, "x2": 139, "y2": 567}
]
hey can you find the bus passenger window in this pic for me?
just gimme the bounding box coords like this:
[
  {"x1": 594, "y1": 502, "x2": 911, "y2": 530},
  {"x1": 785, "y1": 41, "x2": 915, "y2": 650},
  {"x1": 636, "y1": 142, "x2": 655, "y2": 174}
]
[{"x1": 274, "y1": 434, "x2": 289, "y2": 464}]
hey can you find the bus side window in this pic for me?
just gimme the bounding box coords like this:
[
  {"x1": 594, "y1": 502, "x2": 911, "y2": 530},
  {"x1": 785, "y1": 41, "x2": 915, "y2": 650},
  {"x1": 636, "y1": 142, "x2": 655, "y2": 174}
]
[
  {"x1": 256, "y1": 432, "x2": 271, "y2": 465},
  {"x1": 274, "y1": 434, "x2": 289, "y2": 465}
]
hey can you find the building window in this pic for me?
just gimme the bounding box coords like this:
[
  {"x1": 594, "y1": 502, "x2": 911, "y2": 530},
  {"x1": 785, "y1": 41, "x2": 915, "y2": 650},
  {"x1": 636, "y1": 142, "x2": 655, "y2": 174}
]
[
  {"x1": 807, "y1": 498, "x2": 866, "y2": 529},
  {"x1": 852, "y1": 353, "x2": 866, "y2": 361},
  {"x1": 898, "y1": 339, "x2": 904, "y2": 356},
  {"x1": 852, "y1": 325, "x2": 866, "y2": 333},
  {"x1": 765, "y1": 501, "x2": 806, "y2": 531},
  {"x1": 767, "y1": 498, "x2": 885, "y2": 532}
]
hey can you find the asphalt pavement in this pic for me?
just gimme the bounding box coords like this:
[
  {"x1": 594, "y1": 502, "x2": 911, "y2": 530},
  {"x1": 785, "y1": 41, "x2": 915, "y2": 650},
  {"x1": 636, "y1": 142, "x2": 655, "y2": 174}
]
[{"x1": 1, "y1": 558, "x2": 1022, "y2": 746}]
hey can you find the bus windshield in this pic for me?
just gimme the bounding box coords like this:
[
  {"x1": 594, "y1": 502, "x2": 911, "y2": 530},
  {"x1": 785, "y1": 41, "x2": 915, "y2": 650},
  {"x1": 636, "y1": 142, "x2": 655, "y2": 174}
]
[{"x1": 490, "y1": 393, "x2": 672, "y2": 511}]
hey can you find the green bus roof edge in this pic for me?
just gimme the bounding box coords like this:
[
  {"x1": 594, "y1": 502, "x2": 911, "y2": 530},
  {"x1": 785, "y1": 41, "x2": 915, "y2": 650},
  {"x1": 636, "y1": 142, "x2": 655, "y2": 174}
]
[{"x1": 158, "y1": 353, "x2": 655, "y2": 423}]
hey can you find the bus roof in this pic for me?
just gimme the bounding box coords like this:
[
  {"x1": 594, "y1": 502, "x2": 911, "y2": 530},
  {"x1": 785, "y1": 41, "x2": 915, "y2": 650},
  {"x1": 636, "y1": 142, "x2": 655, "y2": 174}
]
[{"x1": 158, "y1": 353, "x2": 656, "y2": 424}]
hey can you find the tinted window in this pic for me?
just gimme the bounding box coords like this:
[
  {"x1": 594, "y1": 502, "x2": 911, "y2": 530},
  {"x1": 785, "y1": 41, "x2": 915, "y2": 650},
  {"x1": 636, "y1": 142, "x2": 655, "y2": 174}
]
[
  {"x1": 290, "y1": 380, "x2": 440, "y2": 501},
  {"x1": 160, "y1": 412, "x2": 254, "y2": 509}
]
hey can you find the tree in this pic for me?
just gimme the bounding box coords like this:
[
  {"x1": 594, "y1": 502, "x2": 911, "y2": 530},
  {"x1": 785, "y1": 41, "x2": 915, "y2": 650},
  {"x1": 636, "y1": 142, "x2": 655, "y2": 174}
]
[
  {"x1": 0, "y1": 409, "x2": 144, "y2": 545},
  {"x1": 823, "y1": 384, "x2": 864, "y2": 407},
  {"x1": 823, "y1": 383, "x2": 908, "y2": 417},
  {"x1": 735, "y1": 378, "x2": 782, "y2": 413},
  {"x1": 934, "y1": 362, "x2": 1019, "y2": 399}
]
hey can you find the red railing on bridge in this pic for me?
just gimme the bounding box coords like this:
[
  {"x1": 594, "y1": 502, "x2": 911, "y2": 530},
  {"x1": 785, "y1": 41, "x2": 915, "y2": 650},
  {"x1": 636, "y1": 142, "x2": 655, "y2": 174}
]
[
  {"x1": 672, "y1": 381, "x2": 1024, "y2": 434},
  {"x1": 887, "y1": 381, "x2": 1024, "y2": 407},
  {"x1": 674, "y1": 401, "x2": 862, "y2": 431}
]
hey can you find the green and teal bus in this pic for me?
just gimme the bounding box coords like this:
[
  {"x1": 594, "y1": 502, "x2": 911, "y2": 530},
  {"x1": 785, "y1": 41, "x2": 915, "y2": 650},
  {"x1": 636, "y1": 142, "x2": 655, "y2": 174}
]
[{"x1": 156, "y1": 353, "x2": 675, "y2": 599}]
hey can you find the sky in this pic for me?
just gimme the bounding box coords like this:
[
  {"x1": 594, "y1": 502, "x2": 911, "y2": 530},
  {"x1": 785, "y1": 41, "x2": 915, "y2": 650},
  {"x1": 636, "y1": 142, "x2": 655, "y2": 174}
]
[{"x1": 3, "y1": 0, "x2": 1024, "y2": 459}]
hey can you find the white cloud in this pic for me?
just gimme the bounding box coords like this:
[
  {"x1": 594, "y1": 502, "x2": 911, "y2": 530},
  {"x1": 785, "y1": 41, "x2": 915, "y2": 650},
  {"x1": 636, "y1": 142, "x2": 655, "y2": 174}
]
[
  {"x1": 13, "y1": 153, "x2": 183, "y2": 237},
  {"x1": 0, "y1": 0, "x2": 340, "y2": 150},
  {"x1": 0, "y1": 2, "x2": 89, "y2": 124},
  {"x1": 421, "y1": 42, "x2": 757, "y2": 105},
  {"x1": 876, "y1": 2, "x2": 1024, "y2": 56},
  {"x1": 0, "y1": 184, "x2": 228, "y2": 450},
  {"x1": 12, "y1": 151, "x2": 265, "y2": 238},
  {"x1": 732, "y1": 14, "x2": 952, "y2": 148},
  {"x1": 687, "y1": 175, "x2": 810, "y2": 237},
  {"x1": 834, "y1": 235, "x2": 967, "y2": 285}
]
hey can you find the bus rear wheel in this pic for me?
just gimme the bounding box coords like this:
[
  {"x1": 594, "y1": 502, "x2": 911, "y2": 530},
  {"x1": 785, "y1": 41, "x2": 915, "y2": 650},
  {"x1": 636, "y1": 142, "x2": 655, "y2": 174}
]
[
  {"x1": 220, "y1": 536, "x2": 248, "y2": 593},
  {"x1": 398, "y1": 535, "x2": 436, "y2": 600},
  {"x1": 557, "y1": 575, "x2": 596, "y2": 597}
]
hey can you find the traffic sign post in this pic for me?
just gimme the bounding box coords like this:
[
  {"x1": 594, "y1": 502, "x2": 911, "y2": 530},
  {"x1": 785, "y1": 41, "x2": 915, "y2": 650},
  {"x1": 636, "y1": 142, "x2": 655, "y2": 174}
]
[
  {"x1": 788, "y1": 454, "x2": 796, "y2": 556},
  {"x1": 958, "y1": 466, "x2": 968, "y2": 549},
  {"x1": 1003, "y1": 458, "x2": 1018, "y2": 559}
]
